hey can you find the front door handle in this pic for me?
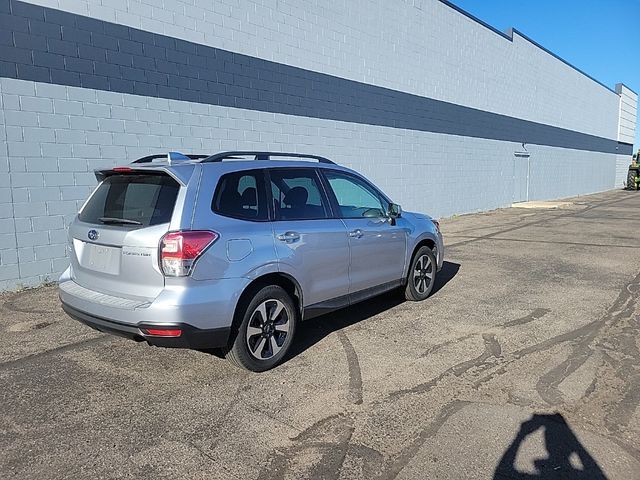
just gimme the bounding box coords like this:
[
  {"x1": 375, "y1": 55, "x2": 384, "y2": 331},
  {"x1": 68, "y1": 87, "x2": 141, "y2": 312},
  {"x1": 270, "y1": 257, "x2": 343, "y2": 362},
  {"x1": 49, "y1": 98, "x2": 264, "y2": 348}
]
[
  {"x1": 348, "y1": 229, "x2": 363, "y2": 239},
  {"x1": 277, "y1": 231, "x2": 300, "y2": 243}
]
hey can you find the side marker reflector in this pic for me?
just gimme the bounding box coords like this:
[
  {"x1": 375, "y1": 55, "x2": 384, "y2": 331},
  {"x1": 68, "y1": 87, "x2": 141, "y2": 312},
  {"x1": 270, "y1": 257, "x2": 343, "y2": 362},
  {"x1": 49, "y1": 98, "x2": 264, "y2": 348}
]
[{"x1": 142, "y1": 328, "x2": 183, "y2": 337}]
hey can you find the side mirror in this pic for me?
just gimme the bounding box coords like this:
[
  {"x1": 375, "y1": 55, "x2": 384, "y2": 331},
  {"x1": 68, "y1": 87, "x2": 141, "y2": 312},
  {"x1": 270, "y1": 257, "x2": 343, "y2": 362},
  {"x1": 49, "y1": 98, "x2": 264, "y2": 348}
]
[{"x1": 388, "y1": 203, "x2": 402, "y2": 222}]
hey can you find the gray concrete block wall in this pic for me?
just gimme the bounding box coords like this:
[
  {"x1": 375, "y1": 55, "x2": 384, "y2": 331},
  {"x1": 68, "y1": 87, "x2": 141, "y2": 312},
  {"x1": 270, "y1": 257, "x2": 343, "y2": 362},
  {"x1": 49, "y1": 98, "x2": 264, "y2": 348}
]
[
  {"x1": 0, "y1": 0, "x2": 636, "y2": 290},
  {"x1": 21, "y1": 0, "x2": 620, "y2": 139},
  {"x1": 0, "y1": 76, "x2": 625, "y2": 289}
]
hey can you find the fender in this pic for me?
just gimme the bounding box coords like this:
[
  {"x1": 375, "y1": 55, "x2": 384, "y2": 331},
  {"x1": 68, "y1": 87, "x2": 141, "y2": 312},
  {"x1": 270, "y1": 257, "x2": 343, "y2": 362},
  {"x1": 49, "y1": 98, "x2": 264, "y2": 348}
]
[{"x1": 404, "y1": 232, "x2": 441, "y2": 278}]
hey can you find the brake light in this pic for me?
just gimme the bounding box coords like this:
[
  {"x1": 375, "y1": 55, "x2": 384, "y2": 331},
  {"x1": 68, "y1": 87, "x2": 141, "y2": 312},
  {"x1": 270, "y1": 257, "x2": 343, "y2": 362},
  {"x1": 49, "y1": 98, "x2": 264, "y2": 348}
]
[
  {"x1": 160, "y1": 230, "x2": 218, "y2": 276},
  {"x1": 142, "y1": 328, "x2": 182, "y2": 337},
  {"x1": 112, "y1": 167, "x2": 133, "y2": 172},
  {"x1": 432, "y1": 219, "x2": 440, "y2": 232}
]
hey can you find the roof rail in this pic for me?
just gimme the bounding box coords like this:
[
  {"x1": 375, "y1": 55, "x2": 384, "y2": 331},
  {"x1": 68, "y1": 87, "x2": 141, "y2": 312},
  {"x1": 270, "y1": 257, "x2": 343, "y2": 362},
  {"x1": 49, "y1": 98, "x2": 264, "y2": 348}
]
[
  {"x1": 201, "y1": 151, "x2": 335, "y2": 164},
  {"x1": 132, "y1": 152, "x2": 209, "y2": 164}
]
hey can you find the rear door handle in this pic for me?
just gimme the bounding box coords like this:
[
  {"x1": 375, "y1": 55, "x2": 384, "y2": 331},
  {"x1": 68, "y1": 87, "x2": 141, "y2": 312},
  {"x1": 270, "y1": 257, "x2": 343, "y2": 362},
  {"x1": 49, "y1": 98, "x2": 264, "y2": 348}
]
[
  {"x1": 348, "y1": 229, "x2": 363, "y2": 238},
  {"x1": 277, "y1": 231, "x2": 300, "y2": 243}
]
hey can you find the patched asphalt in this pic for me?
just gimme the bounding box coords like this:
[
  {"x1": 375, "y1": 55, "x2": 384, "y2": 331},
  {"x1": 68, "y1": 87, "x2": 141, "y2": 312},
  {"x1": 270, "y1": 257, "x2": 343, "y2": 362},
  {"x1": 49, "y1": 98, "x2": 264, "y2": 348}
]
[{"x1": 1, "y1": 189, "x2": 640, "y2": 479}]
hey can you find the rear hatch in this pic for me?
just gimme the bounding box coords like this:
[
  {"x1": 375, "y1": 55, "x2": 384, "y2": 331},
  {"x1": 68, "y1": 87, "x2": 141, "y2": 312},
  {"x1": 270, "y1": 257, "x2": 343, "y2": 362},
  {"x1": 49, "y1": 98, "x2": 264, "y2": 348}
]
[{"x1": 69, "y1": 170, "x2": 183, "y2": 301}]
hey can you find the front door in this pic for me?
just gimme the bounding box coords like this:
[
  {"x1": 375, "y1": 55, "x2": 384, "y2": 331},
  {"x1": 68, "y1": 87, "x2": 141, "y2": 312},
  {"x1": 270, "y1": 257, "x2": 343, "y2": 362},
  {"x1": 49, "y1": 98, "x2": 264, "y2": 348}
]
[{"x1": 321, "y1": 170, "x2": 406, "y2": 297}]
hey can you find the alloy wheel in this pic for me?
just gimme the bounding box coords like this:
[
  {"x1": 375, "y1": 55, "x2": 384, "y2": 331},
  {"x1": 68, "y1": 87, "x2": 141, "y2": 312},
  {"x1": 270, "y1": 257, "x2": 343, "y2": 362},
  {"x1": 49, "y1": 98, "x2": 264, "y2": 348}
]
[
  {"x1": 245, "y1": 299, "x2": 290, "y2": 360},
  {"x1": 413, "y1": 254, "x2": 434, "y2": 295}
]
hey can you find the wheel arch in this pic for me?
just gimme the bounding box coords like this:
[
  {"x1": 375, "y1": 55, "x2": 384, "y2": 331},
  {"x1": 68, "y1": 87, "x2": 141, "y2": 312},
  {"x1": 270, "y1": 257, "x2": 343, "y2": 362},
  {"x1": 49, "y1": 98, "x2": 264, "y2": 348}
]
[
  {"x1": 405, "y1": 237, "x2": 438, "y2": 282},
  {"x1": 229, "y1": 272, "x2": 303, "y2": 344}
]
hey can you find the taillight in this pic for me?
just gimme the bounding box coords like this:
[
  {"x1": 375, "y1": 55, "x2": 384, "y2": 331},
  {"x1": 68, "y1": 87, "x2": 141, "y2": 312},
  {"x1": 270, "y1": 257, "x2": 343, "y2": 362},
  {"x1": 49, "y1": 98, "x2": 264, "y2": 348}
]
[
  {"x1": 160, "y1": 230, "x2": 218, "y2": 277},
  {"x1": 432, "y1": 219, "x2": 440, "y2": 232}
]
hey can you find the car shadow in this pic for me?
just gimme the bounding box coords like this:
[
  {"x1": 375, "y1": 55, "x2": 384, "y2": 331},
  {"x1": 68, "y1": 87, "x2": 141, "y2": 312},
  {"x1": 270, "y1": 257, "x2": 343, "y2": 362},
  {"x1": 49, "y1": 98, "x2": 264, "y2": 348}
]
[
  {"x1": 286, "y1": 260, "x2": 460, "y2": 361},
  {"x1": 431, "y1": 260, "x2": 460, "y2": 297},
  {"x1": 494, "y1": 413, "x2": 607, "y2": 479},
  {"x1": 203, "y1": 261, "x2": 460, "y2": 363}
]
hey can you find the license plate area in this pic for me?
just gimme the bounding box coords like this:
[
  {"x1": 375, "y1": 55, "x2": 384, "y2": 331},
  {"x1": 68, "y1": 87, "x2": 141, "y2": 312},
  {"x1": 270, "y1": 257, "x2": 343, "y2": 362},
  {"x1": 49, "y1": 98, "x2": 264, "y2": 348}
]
[{"x1": 78, "y1": 241, "x2": 121, "y2": 275}]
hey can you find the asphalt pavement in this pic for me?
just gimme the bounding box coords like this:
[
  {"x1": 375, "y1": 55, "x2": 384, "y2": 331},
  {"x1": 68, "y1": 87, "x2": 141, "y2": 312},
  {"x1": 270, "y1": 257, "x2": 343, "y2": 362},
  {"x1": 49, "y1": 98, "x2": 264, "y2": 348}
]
[{"x1": 1, "y1": 189, "x2": 640, "y2": 479}]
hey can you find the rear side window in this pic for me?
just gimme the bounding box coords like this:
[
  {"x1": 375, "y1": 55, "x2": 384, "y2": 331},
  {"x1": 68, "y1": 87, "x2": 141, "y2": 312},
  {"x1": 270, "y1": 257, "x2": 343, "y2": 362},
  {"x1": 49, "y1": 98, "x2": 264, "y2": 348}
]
[
  {"x1": 212, "y1": 170, "x2": 268, "y2": 221},
  {"x1": 269, "y1": 169, "x2": 329, "y2": 220},
  {"x1": 79, "y1": 174, "x2": 179, "y2": 226}
]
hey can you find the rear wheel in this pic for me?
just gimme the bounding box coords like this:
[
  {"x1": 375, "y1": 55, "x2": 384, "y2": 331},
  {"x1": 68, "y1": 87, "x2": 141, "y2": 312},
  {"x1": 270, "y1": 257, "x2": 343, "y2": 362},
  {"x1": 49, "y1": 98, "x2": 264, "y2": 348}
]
[
  {"x1": 404, "y1": 246, "x2": 437, "y2": 301},
  {"x1": 226, "y1": 285, "x2": 297, "y2": 372},
  {"x1": 628, "y1": 169, "x2": 639, "y2": 190},
  {"x1": 627, "y1": 170, "x2": 640, "y2": 190}
]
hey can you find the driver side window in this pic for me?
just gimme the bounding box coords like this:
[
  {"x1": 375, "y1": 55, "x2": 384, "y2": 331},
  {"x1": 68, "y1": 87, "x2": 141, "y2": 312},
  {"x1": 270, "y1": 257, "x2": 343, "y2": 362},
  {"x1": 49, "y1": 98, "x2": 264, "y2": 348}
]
[{"x1": 325, "y1": 171, "x2": 387, "y2": 218}]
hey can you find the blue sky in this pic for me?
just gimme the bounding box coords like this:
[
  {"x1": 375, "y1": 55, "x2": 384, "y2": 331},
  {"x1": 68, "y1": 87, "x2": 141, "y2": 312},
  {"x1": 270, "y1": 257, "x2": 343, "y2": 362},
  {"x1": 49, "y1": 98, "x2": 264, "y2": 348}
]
[{"x1": 452, "y1": 0, "x2": 640, "y2": 149}]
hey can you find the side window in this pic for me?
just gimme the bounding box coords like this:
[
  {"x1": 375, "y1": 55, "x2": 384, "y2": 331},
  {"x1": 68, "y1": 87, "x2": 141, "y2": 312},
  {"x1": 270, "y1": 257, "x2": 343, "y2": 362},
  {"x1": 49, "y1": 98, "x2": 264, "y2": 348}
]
[
  {"x1": 212, "y1": 170, "x2": 267, "y2": 221},
  {"x1": 269, "y1": 169, "x2": 329, "y2": 220},
  {"x1": 324, "y1": 171, "x2": 387, "y2": 218}
]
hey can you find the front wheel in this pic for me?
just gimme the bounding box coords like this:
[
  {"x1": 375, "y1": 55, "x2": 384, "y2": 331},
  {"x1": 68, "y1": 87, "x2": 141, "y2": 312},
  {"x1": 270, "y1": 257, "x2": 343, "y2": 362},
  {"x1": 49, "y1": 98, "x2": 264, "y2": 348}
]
[
  {"x1": 404, "y1": 247, "x2": 437, "y2": 301},
  {"x1": 226, "y1": 285, "x2": 297, "y2": 372}
]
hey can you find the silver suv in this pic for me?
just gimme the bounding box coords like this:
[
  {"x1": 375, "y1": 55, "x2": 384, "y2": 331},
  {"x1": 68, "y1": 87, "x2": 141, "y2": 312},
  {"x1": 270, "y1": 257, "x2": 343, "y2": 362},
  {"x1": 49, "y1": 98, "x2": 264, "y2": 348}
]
[{"x1": 59, "y1": 151, "x2": 444, "y2": 371}]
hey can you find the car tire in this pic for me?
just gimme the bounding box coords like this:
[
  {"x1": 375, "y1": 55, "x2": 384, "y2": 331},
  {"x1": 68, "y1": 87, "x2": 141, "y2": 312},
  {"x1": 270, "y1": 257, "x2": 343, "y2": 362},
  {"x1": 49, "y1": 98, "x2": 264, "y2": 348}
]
[
  {"x1": 226, "y1": 285, "x2": 297, "y2": 372},
  {"x1": 404, "y1": 246, "x2": 437, "y2": 301},
  {"x1": 627, "y1": 170, "x2": 638, "y2": 190}
]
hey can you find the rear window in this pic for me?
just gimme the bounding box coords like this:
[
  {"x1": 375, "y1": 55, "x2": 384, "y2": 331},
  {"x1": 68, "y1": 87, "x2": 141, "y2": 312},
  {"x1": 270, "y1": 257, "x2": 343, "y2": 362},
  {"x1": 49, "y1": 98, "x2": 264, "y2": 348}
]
[{"x1": 79, "y1": 174, "x2": 179, "y2": 227}]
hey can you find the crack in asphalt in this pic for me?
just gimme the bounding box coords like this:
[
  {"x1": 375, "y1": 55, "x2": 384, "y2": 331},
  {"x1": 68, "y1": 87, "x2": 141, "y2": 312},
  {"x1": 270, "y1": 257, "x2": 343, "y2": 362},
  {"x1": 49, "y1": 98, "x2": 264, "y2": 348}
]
[
  {"x1": 419, "y1": 309, "x2": 550, "y2": 361},
  {"x1": 532, "y1": 271, "x2": 640, "y2": 411},
  {"x1": 391, "y1": 333, "x2": 503, "y2": 398},
  {"x1": 408, "y1": 271, "x2": 639, "y2": 409},
  {"x1": 255, "y1": 333, "x2": 364, "y2": 479},
  {"x1": 503, "y1": 308, "x2": 551, "y2": 328},
  {"x1": 420, "y1": 333, "x2": 475, "y2": 358},
  {"x1": 256, "y1": 413, "x2": 356, "y2": 480},
  {"x1": 337, "y1": 331, "x2": 363, "y2": 406},
  {"x1": 372, "y1": 401, "x2": 470, "y2": 480}
]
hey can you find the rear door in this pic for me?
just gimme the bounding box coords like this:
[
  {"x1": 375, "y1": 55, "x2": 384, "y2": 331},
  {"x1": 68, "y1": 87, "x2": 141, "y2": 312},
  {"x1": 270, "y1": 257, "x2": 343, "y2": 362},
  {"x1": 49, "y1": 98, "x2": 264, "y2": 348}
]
[
  {"x1": 69, "y1": 170, "x2": 184, "y2": 300},
  {"x1": 321, "y1": 170, "x2": 406, "y2": 296},
  {"x1": 269, "y1": 168, "x2": 350, "y2": 307}
]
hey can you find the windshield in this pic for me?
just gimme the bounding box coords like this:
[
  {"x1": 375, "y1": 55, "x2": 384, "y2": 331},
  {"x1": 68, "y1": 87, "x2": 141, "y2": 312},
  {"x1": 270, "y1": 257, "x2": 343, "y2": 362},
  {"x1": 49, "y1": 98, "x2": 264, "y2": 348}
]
[{"x1": 79, "y1": 174, "x2": 179, "y2": 227}]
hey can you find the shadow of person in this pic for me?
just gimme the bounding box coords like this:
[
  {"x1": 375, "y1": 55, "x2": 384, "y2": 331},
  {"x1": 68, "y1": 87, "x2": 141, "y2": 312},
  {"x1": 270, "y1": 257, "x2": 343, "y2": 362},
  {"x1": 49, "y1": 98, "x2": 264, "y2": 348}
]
[{"x1": 494, "y1": 413, "x2": 607, "y2": 479}]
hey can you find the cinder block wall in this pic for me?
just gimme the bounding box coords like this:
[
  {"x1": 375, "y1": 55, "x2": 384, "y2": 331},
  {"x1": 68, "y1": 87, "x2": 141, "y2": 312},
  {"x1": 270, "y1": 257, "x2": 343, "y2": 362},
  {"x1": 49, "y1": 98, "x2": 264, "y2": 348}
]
[{"x1": 0, "y1": 0, "x2": 636, "y2": 290}]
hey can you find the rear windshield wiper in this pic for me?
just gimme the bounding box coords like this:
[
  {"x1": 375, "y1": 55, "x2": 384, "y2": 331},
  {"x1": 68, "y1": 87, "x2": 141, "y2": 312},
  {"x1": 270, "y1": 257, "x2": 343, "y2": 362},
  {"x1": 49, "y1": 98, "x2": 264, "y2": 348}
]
[{"x1": 98, "y1": 217, "x2": 142, "y2": 225}]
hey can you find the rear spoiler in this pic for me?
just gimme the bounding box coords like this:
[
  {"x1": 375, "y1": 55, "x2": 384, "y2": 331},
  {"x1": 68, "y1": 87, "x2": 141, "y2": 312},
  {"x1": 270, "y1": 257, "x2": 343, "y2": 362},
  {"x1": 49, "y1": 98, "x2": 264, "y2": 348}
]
[
  {"x1": 94, "y1": 152, "x2": 205, "y2": 185},
  {"x1": 94, "y1": 165, "x2": 194, "y2": 186}
]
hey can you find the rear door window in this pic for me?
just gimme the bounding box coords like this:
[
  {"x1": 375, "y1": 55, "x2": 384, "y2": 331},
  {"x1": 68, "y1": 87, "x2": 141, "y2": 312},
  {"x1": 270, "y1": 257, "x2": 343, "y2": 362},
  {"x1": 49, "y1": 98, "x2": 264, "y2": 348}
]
[
  {"x1": 269, "y1": 169, "x2": 330, "y2": 220},
  {"x1": 212, "y1": 170, "x2": 268, "y2": 221},
  {"x1": 79, "y1": 174, "x2": 179, "y2": 226}
]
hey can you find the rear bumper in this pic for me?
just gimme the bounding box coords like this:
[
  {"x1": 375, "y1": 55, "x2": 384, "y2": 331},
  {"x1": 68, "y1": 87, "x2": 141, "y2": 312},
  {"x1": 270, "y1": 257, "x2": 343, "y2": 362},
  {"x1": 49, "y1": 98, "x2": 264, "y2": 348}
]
[{"x1": 61, "y1": 301, "x2": 231, "y2": 349}]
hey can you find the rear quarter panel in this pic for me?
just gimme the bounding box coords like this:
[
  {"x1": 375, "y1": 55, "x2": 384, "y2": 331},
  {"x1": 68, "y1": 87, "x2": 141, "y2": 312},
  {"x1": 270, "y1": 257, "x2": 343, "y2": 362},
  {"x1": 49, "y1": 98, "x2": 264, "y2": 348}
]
[{"x1": 188, "y1": 165, "x2": 278, "y2": 281}]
